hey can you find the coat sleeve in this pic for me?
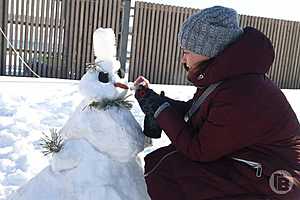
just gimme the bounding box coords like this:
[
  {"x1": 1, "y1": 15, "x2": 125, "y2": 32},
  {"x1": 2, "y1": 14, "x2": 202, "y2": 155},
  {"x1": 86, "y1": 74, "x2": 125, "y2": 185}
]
[
  {"x1": 164, "y1": 97, "x2": 192, "y2": 116},
  {"x1": 156, "y1": 88, "x2": 265, "y2": 162}
]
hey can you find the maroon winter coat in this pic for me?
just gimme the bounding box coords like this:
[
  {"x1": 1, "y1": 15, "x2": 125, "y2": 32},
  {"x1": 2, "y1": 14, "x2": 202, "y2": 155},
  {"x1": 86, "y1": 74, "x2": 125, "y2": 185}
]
[{"x1": 144, "y1": 27, "x2": 300, "y2": 200}]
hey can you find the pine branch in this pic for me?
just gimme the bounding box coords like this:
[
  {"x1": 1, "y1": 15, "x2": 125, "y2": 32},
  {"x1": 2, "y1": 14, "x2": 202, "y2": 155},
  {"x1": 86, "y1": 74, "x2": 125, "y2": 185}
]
[
  {"x1": 40, "y1": 129, "x2": 64, "y2": 156},
  {"x1": 85, "y1": 63, "x2": 99, "y2": 72},
  {"x1": 86, "y1": 94, "x2": 133, "y2": 111}
]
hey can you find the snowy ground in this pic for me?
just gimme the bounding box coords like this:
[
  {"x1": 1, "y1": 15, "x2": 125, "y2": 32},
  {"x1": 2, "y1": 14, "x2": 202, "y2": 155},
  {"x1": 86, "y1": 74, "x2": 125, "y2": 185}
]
[{"x1": 0, "y1": 76, "x2": 300, "y2": 199}]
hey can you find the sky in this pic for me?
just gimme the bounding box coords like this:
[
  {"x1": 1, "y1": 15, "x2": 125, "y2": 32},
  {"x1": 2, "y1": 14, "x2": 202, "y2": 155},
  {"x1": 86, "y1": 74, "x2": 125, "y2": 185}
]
[{"x1": 137, "y1": 0, "x2": 300, "y2": 21}]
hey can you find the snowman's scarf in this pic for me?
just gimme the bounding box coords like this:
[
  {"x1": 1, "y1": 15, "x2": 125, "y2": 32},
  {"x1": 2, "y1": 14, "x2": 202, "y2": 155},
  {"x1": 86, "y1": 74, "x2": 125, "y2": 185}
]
[{"x1": 83, "y1": 95, "x2": 133, "y2": 111}]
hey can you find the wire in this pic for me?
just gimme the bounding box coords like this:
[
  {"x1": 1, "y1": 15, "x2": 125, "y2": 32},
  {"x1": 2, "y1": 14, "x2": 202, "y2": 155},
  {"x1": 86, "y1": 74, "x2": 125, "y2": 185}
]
[{"x1": 0, "y1": 26, "x2": 40, "y2": 78}]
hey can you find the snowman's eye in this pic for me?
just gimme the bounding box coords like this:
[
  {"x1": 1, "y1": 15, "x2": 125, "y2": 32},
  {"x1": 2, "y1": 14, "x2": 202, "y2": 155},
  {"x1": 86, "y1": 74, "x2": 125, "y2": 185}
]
[
  {"x1": 98, "y1": 71, "x2": 109, "y2": 83},
  {"x1": 117, "y1": 68, "x2": 125, "y2": 78}
]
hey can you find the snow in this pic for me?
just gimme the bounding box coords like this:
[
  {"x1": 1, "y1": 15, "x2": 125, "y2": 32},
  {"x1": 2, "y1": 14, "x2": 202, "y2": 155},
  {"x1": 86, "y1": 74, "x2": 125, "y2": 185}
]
[
  {"x1": 93, "y1": 28, "x2": 117, "y2": 61},
  {"x1": 2, "y1": 26, "x2": 300, "y2": 199},
  {"x1": 5, "y1": 28, "x2": 151, "y2": 200},
  {"x1": 78, "y1": 65, "x2": 127, "y2": 103},
  {"x1": 0, "y1": 77, "x2": 81, "y2": 198},
  {"x1": 1, "y1": 76, "x2": 300, "y2": 200},
  {"x1": 9, "y1": 139, "x2": 148, "y2": 200}
]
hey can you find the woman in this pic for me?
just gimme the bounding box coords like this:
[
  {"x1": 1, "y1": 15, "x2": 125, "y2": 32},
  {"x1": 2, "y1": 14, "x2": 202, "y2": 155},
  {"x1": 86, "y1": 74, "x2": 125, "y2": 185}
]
[{"x1": 134, "y1": 6, "x2": 300, "y2": 200}]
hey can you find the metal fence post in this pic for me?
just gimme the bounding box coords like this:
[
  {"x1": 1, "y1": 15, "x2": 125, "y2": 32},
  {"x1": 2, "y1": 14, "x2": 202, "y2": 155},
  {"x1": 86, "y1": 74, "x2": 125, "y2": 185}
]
[
  {"x1": 0, "y1": 0, "x2": 8, "y2": 76},
  {"x1": 119, "y1": 0, "x2": 131, "y2": 73},
  {"x1": 0, "y1": 0, "x2": 4, "y2": 75}
]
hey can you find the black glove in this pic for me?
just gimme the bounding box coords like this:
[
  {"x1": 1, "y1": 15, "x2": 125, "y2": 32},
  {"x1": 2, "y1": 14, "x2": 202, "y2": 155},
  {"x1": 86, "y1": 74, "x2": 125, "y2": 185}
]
[
  {"x1": 135, "y1": 86, "x2": 167, "y2": 138},
  {"x1": 135, "y1": 86, "x2": 167, "y2": 116},
  {"x1": 143, "y1": 114, "x2": 162, "y2": 138}
]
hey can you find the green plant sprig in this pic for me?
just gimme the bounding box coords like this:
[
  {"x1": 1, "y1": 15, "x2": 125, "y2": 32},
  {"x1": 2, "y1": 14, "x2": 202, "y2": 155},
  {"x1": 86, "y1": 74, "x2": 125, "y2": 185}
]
[
  {"x1": 40, "y1": 129, "x2": 64, "y2": 156},
  {"x1": 84, "y1": 94, "x2": 133, "y2": 111}
]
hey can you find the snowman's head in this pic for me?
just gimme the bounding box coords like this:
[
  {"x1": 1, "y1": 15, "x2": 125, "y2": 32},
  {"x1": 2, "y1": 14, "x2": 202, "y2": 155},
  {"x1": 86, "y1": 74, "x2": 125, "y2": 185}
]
[
  {"x1": 79, "y1": 60, "x2": 128, "y2": 101},
  {"x1": 79, "y1": 28, "x2": 128, "y2": 101}
]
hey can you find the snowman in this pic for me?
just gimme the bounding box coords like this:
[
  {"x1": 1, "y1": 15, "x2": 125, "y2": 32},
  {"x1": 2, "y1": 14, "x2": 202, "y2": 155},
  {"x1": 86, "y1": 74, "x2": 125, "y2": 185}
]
[{"x1": 8, "y1": 28, "x2": 150, "y2": 200}]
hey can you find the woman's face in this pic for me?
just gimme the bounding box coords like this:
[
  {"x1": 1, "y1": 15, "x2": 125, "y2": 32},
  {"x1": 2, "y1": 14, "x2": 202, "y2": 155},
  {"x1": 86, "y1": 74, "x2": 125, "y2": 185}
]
[{"x1": 181, "y1": 49, "x2": 209, "y2": 71}]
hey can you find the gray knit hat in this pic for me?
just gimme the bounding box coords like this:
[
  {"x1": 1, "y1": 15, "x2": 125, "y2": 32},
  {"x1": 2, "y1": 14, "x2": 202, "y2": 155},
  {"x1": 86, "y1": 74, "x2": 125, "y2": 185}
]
[{"x1": 178, "y1": 6, "x2": 243, "y2": 58}]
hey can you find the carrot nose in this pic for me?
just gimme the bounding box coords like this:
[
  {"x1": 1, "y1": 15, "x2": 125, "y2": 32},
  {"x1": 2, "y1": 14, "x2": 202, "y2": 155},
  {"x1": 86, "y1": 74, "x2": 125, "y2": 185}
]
[{"x1": 114, "y1": 82, "x2": 129, "y2": 89}]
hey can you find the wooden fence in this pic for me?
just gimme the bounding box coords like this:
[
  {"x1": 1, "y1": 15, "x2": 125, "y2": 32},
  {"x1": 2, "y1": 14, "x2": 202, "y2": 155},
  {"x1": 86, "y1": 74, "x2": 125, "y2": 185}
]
[
  {"x1": 129, "y1": 2, "x2": 300, "y2": 89},
  {"x1": 1, "y1": 0, "x2": 300, "y2": 88},
  {"x1": 0, "y1": 0, "x2": 130, "y2": 79}
]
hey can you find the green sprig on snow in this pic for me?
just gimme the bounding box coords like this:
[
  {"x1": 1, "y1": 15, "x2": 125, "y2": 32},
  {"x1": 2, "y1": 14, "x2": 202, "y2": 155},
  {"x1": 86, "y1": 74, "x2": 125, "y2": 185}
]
[{"x1": 40, "y1": 129, "x2": 64, "y2": 156}]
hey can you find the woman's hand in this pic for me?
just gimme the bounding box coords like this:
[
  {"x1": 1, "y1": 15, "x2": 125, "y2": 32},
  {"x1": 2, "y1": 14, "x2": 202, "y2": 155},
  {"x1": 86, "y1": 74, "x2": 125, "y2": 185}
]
[{"x1": 134, "y1": 76, "x2": 150, "y2": 88}]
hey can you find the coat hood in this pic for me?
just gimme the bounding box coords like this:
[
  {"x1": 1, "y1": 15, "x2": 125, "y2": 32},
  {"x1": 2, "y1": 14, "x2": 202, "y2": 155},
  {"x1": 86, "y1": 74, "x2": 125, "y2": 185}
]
[{"x1": 188, "y1": 27, "x2": 275, "y2": 87}]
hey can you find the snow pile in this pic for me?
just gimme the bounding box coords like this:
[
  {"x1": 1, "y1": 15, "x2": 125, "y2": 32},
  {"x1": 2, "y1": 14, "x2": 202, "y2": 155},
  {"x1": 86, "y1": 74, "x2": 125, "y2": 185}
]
[
  {"x1": 0, "y1": 77, "x2": 81, "y2": 198},
  {"x1": 61, "y1": 103, "x2": 144, "y2": 163},
  {"x1": 10, "y1": 138, "x2": 147, "y2": 200},
  {"x1": 1, "y1": 78, "x2": 300, "y2": 200},
  {"x1": 7, "y1": 28, "x2": 150, "y2": 200}
]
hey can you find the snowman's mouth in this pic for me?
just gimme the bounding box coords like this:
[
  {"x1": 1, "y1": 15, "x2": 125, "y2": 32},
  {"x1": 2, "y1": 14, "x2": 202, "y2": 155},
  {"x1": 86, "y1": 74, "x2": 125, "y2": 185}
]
[{"x1": 114, "y1": 82, "x2": 129, "y2": 89}]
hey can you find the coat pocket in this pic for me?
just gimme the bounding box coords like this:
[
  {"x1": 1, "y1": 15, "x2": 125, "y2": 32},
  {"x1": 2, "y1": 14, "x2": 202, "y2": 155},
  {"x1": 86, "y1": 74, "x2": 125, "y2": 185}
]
[{"x1": 232, "y1": 157, "x2": 263, "y2": 178}]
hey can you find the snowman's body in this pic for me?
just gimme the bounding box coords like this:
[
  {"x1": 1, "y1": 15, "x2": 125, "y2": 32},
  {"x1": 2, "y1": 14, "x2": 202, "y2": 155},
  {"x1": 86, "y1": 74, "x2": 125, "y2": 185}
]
[{"x1": 9, "y1": 28, "x2": 150, "y2": 200}]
